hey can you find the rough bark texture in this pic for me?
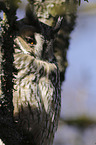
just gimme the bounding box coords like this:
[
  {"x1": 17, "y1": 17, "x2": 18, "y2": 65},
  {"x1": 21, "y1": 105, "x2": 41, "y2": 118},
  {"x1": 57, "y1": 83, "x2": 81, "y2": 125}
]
[{"x1": 0, "y1": 1, "x2": 24, "y2": 145}]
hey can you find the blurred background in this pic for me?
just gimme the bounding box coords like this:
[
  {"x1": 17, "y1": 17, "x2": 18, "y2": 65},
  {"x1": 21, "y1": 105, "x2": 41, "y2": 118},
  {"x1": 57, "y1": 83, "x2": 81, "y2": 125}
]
[{"x1": 54, "y1": 0, "x2": 96, "y2": 145}]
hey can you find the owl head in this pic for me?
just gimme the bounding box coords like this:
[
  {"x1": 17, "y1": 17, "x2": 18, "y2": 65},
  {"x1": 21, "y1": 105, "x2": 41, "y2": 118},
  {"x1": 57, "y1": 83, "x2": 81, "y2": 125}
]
[{"x1": 16, "y1": 4, "x2": 63, "y2": 62}]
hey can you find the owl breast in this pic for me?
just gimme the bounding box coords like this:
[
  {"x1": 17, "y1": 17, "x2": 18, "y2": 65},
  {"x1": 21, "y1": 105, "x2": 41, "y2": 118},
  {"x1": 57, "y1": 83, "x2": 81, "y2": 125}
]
[{"x1": 13, "y1": 48, "x2": 61, "y2": 145}]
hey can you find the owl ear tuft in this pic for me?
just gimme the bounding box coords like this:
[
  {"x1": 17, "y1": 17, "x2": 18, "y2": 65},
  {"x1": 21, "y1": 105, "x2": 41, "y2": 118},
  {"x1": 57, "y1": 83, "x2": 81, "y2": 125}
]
[
  {"x1": 53, "y1": 17, "x2": 63, "y2": 34},
  {"x1": 25, "y1": 4, "x2": 41, "y2": 31},
  {"x1": 17, "y1": 4, "x2": 42, "y2": 36},
  {"x1": 19, "y1": 25, "x2": 36, "y2": 37}
]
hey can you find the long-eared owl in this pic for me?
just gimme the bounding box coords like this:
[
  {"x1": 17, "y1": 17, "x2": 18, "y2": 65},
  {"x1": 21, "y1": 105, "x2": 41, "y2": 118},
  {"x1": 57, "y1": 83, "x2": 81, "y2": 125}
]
[{"x1": 13, "y1": 4, "x2": 62, "y2": 145}]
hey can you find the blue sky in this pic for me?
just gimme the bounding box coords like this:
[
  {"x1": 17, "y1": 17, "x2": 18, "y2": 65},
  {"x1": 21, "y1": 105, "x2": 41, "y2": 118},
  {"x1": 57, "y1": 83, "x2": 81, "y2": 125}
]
[{"x1": 61, "y1": 0, "x2": 96, "y2": 119}]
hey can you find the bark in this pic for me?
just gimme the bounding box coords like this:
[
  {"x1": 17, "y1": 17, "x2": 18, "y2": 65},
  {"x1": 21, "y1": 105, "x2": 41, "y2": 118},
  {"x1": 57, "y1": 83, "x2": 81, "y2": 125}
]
[{"x1": 0, "y1": 1, "x2": 24, "y2": 144}]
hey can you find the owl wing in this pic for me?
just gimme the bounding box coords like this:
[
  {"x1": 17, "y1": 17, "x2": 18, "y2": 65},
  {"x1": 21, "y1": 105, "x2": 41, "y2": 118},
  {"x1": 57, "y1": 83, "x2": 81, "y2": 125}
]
[{"x1": 38, "y1": 76, "x2": 54, "y2": 113}]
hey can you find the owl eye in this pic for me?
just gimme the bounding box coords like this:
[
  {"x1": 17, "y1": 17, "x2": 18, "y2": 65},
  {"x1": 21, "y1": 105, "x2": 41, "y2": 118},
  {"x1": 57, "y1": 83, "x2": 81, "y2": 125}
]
[{"x1": 25, "y1": 36, "x2": 36, "y2": 46}]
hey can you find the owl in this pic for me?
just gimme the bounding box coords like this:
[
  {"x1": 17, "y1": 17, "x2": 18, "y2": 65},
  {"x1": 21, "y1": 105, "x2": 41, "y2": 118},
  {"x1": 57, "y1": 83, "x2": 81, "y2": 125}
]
[{"x1": 13, "y1": 5, "x2": 62, "y2": 145}]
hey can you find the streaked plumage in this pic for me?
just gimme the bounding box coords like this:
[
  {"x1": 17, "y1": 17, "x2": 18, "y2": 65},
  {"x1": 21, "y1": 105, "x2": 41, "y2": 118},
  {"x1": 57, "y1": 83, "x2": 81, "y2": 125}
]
[{"x1": 13, "y1": 5, "x2": 61, "y2": 145}]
